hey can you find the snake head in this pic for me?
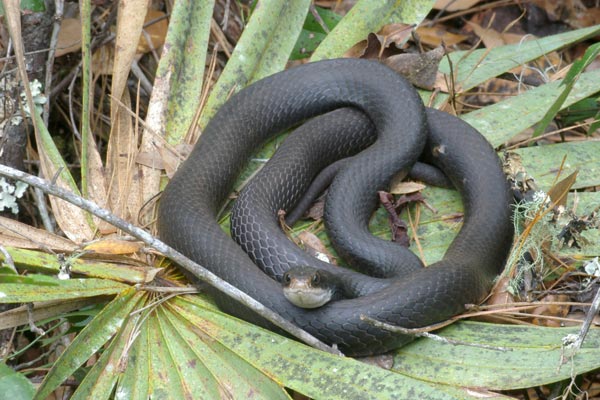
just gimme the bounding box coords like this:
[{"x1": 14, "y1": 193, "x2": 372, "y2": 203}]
[{"x1": 282, "y1": 266, "x2": 335, "y2": 309}]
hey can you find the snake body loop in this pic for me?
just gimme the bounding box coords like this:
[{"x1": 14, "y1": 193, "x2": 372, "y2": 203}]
[{"x1": 158, "y1": 59, "x2": 514, "y2": 356}]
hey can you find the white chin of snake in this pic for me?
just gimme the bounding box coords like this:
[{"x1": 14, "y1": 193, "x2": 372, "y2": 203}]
[{"x1": 283, "y1": 287, "x2": 333, "y2": 309}]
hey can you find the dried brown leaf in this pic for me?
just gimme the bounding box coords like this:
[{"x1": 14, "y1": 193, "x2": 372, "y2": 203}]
[
  {"x1": 384, "y1": 47, "x2": 444, "y2": 90},
  {"x1": 297, "y1": 231, "x2": 337, "y2": 265},
  {"x1": 137, "y1": 9, "x2": 168, "y2": 55},
  {"x1": 415, "y1": 25, "x2": 468, "y2": 47},
  {"x1": 56, "y1": 18, "x2": 82, "y2": 57},
  {"x1": 433, "y1": 0, "x2": 483, "y2": 12},
  {"x1": 0, "y1": 216, "x2": 78, "y2": 252}
]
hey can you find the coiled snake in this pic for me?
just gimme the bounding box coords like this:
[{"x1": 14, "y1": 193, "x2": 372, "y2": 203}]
[{"x1": 157, "y1": 59, "x2": 514, "y2": 356}]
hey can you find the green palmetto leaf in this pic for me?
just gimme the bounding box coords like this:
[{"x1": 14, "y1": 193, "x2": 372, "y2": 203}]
[
  {"x1": 34, "y1": 290, "x2": 143, "y2": 399},
  {"x1": 198, "y1": 0, "x2": 311, "y2": 129},
  {"x1": 161, "y1": 0, "x2": 215, "y2": 145},
  {"x1": 0, "y1": 246, "x2": 154, "y2": 284},
  {"x1": 31, "y1": 293, "x2": 600, "y2": 398},
  {"x1": 0, "y1": 363, "x2": 35, "y2": 400},
  {"x1": 393, "y1": 322, "x2": 600, "y2": 390},
  {"x1": 531, "y1": 42, "x2": 600, "y2": 138},
  {"x1": 0, "y1": 275, "x2": 130, "y2": 303}
]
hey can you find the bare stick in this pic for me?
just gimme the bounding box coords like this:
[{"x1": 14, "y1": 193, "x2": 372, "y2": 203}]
[
  {"x1": 572, "y1": 283, "x2": 600, "y2": 350},
  {"x1": 0, "y1": 245, "x2": 17, "y2": 273},
  {"x1": 360, "y1": 315, "x2": 511, "y2": 352},
  {"x1": 0, "y1": 164, "x2": 342, "y2": 356}
]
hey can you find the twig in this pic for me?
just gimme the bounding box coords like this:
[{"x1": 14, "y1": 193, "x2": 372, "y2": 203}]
[
  {"x1": 27, "y1": 303, "x2": 46, "y2": 336},
  {"x1": 572, "y1": 283, "x2": 600, "y2": 350},
  {"x1": 0, "y1": 164, "x2": 342, "y2": 356},
  {"x1": 33, "y1": 186, "x2": 55, "y2": 233},
  {"x1": 360, "y1": 315, "x2": 511, "y2": 352},
  {"x1": 309, "y1": 4, "x2": 330, "y2": 33}
]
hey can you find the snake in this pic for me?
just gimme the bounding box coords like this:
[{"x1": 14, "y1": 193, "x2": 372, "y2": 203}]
[{"x1": 157, "y1": 58, "x2": 514, "y2": 356}]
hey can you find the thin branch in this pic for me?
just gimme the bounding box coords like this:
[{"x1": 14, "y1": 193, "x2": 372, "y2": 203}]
[
  {"x1": 0, "y1": 245, "x2": 17, "y2": 273},
  {"x1": 360, "y1": 315, "x2": 511, "y2": 352},
  {"x1": 572, "y1": 284, "x2": 600, "y2": 350},
  {"x1": 0, "y1": 164, "x2": 342, "y2": 356}
]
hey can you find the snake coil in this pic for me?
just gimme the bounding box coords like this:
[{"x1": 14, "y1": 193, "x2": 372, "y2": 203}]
[{"x1": 158, "y1": 59, "x2": 514, "y2": 356}]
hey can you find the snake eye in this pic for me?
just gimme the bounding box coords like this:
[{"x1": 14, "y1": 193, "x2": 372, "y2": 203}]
[
  {"x1": 311, "y1": 272, "x2": 320, "y2": 285},
  {"x1": 283, "y1": 272, "x2": 291, "y2": 284}
]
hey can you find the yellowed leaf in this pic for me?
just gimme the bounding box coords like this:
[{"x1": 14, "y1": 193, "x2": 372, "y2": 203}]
[
  {"x1": 416, "y1": 26, "x2": 468, "y2": 47},
  {"x1": 467, "y1": 21, "x2": 532, "y2": 48},
  {"x1": 83, "y1": 238, "x2": 144, "y2": 255},
  {"x1": 389, "y1": 180, "x2": 427, "y2": 195}
]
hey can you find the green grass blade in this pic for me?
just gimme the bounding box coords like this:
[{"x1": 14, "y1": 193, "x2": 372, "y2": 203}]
[
  {"x1": 441, "y1": 25, "x2": 600, "y2": 92},
  {"x1": 198, "y1": 0, "x2": 311, "y2": 129},
  {"x1": 463, "y1": 68, "x2": 600, "y2": 146},
  {"x1": 169, "y1": 295, "x2": 468, "y2": 400},
  {"x1": 531, "y1": 42, "x2": 600, "y2": 138}
]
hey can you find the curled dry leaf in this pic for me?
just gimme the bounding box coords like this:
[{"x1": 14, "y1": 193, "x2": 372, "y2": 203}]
[
  {"x1": 158, "y1": 143, "x2": 192, "y2": 179},
  {"x1": 344, "y1": 24, "x2": 413, "y2": 59},
  {"x1": 466, "y1": 20, "x2": 528, "y2": 48},
  {"x1": 296, "y1": 231, "x2": 337, "y2": 265},
  {"x1": 384, "y1": 47, "x2": 445, "y2": 90}
]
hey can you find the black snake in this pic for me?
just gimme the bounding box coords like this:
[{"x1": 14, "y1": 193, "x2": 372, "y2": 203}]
[{"x1": 157, "y1": 59, "x2": 514, "y2": 356}]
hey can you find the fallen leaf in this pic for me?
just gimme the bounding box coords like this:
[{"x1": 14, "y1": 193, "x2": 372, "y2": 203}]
[
  {"x1": 0, "y1": 216, "x2": 78, "y2": 251},
  {"x1": 433, "y1": 0, "x2": 483, "y2": 12},
  {"x1": 137, "y1": 9, "x2": 168, "y2": 55},
  {"x1": 547, "y1": 169, "x2": 578, "y2": 207},
  {"x1": 530, "y1": 294, "x2": 570, "y2": 326},
  {"x1": 56, "y1": 18, "x2": 82, "y2": 57},
  {"x1": 416, "y1": 25, "x2": 469, "y2": 47},
  {"x1": 384, "y1": 47, "x2": 445, "y2": 90},
  {"x1": 467, "y1": 21, "x2": 531, "y2": 48},
  {"x1": 296, "y1": 231, "x2": 337, "y2": 265},
  {"x1": 389, "y1": 180, "x2": 427, "y2": 195}
]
